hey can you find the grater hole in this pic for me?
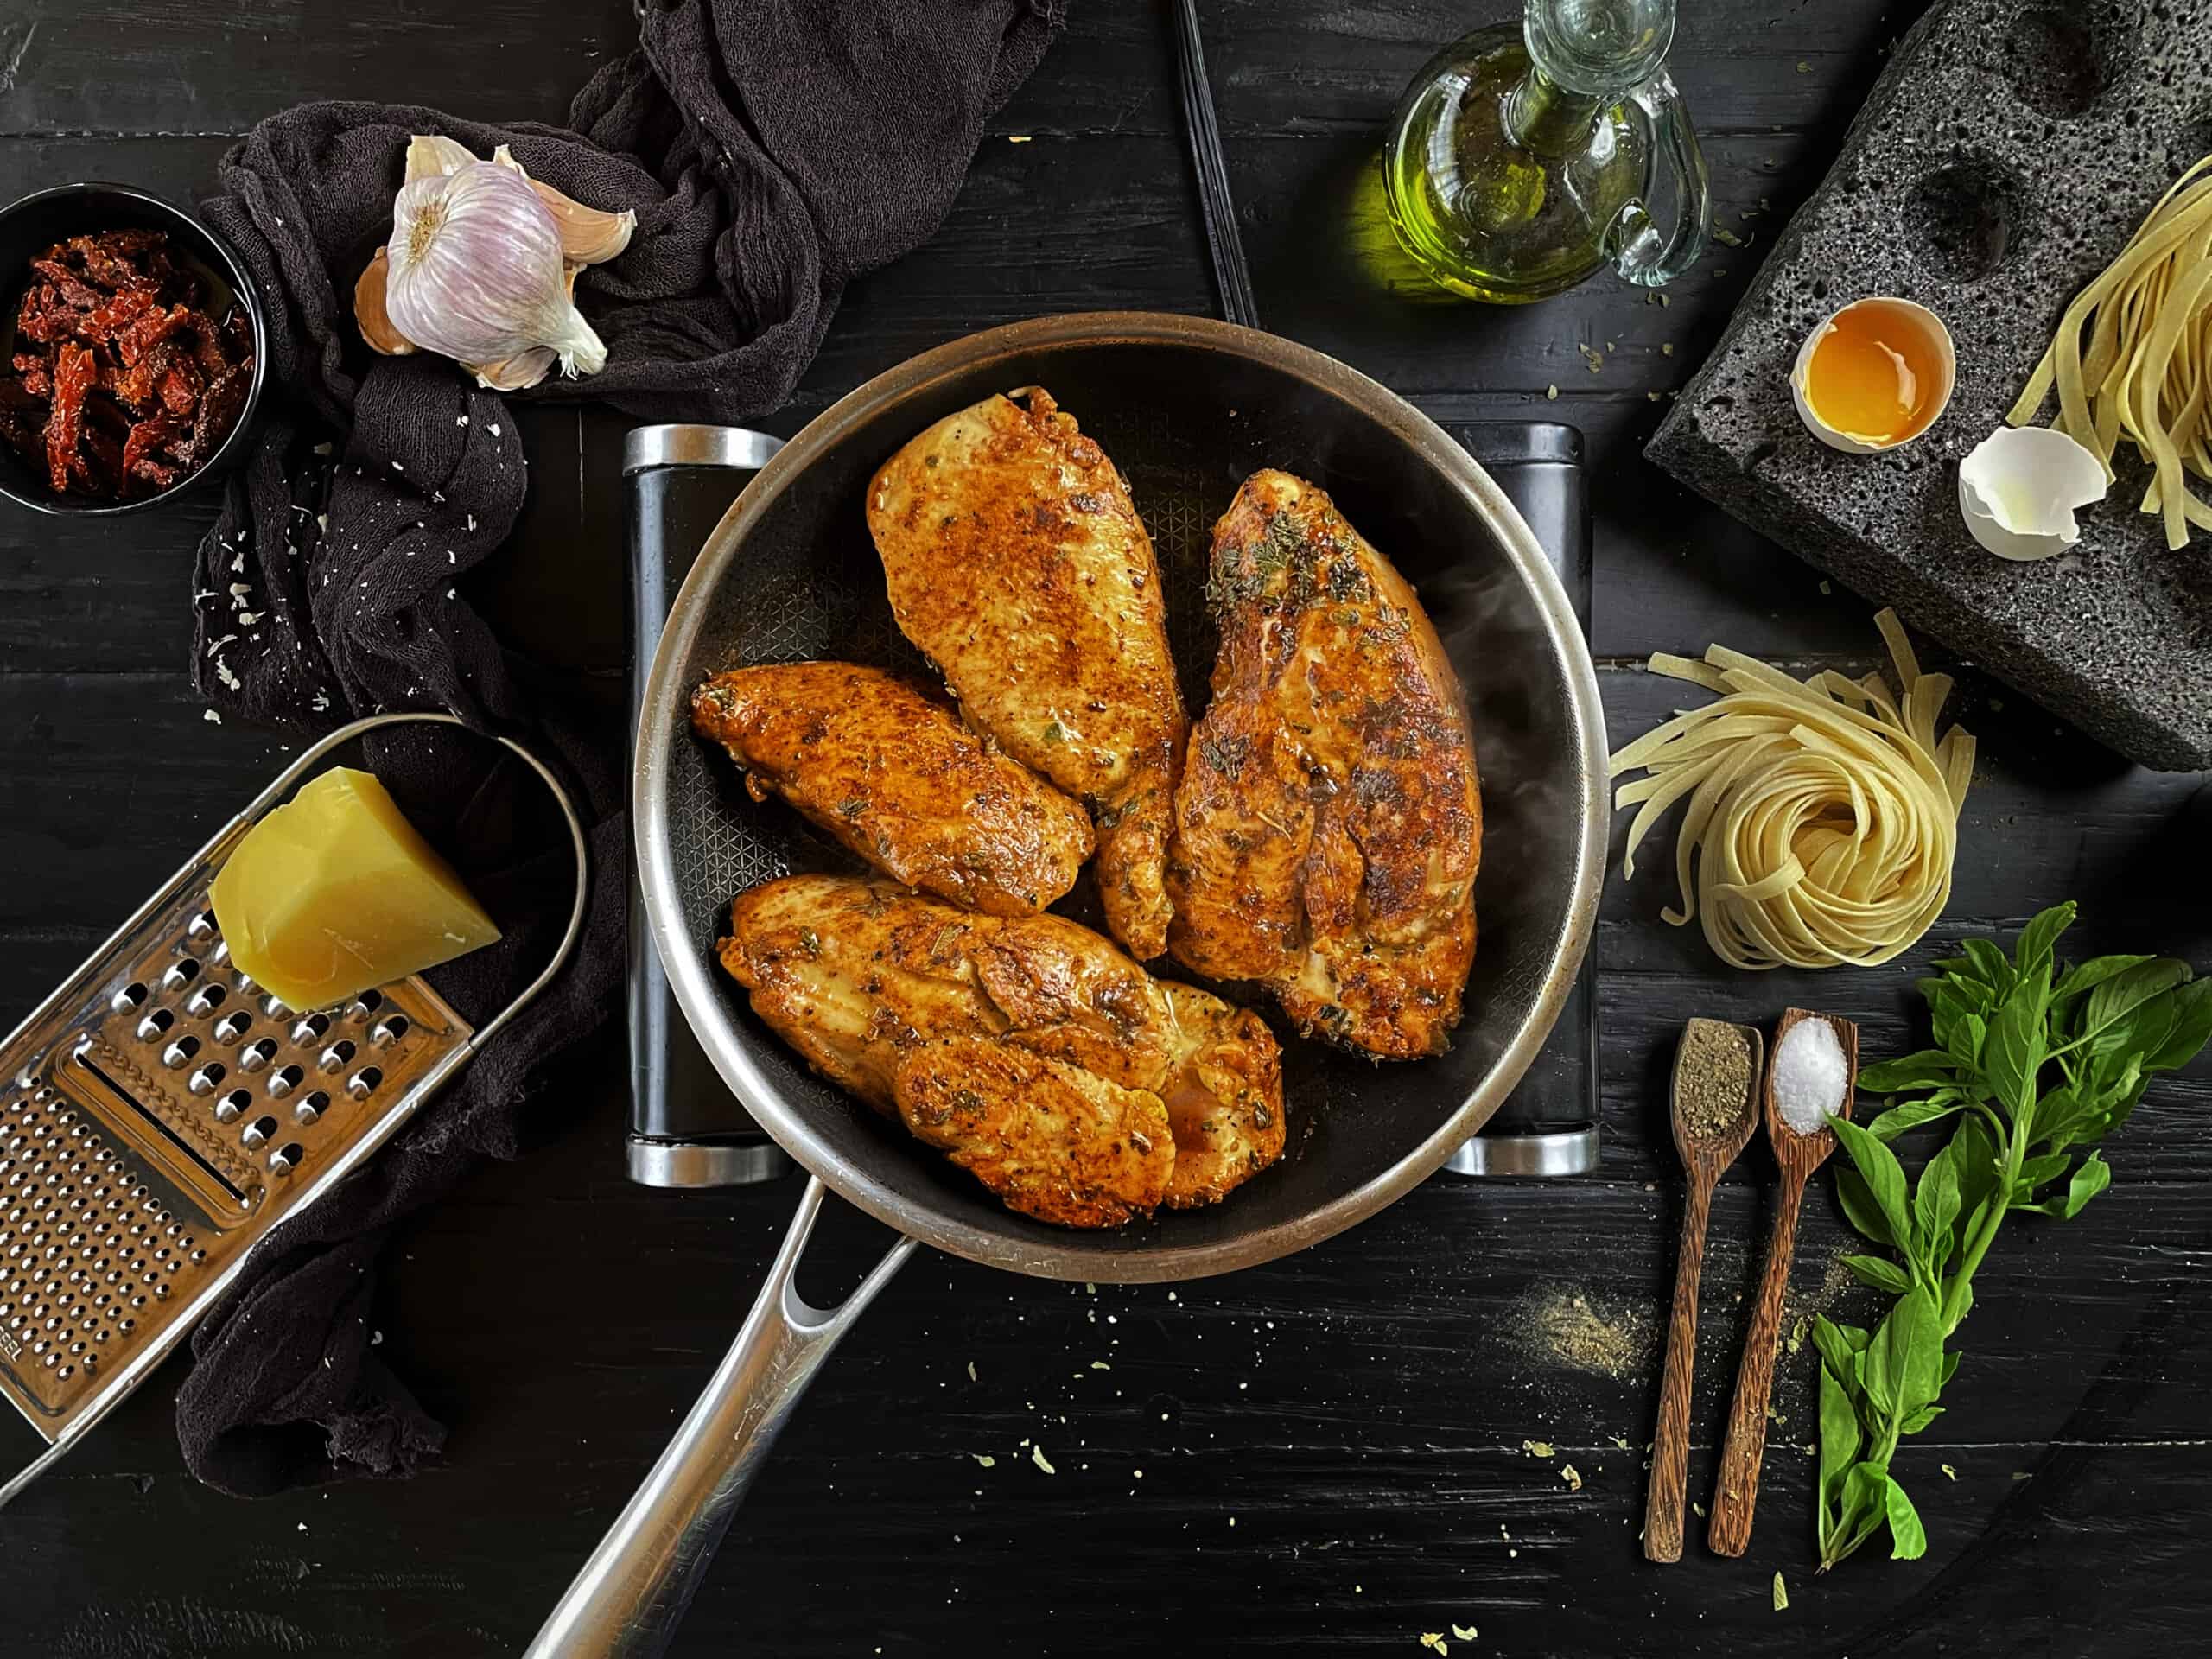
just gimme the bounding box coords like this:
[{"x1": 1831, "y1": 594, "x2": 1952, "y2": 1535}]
[
  {"x1": 294, "y1": 1090, "x2": 329, "y2": 1126},
  {"x1": 136, "y1": 1008, "x2": 175, "y2": 1041},
  {"x1": 111, "y1": 982, "x2": 148, "y2": 1014},
  {"x1": 290, "y1": 1014, "x2": 330, "y2": 1045},
  {"x1": 262, "y1": 995, "x2": 289, "y2": 1019},
  {"x1": 346, "y1": 1067, "x2": 383, "y2": 1101},
  {"x1": 213, "y1": 1011, "x2": 252, "y2": 1044},
  {"x1": 241, "y1": 1115, "x2": 277, "y2": 1152},
  {"x1": 210, "y1": 938, "x2": 230, "y2": 966},
  {"x1": 161, "y1": 1037, "x2": 200, "y2": 1069},
  {"x1": 187, "y1": 908, "x2": 218, "y2": 941},
  {"x1": 348, "y1": 989, "x2": 384, "y2": 1020},
  {"x1": 369, "y1": 1015, "x2": 409, "y2": 1048},
  {"x1": 269, "y1": 1143, "x2": 304, "y2": 1175},
  {"x1": 317, "y1": 1040, "x2": 356, "y2": 1074},
  {"x1": 238, "y1": 1039, "x2": 280, "y2": 1075},
  {"x1": 232, "y1": 969, "x2": 258, "y2": 995},
  {"x1": 161, "y1": 957, "x2": 200, "y2": 991},
  {"x1": 186, "y1": 982, "x2": 227, "y2": 1017},
  {"x1": 267, "y1": 1064, "x2": 304, "y2": 1099},
  {"x1": 186, "y1": 1063, "x2": 226, "y2": 1097}
]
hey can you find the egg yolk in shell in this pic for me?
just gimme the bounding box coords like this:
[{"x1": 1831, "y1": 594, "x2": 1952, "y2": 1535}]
[{"x1": 1803, "y1": 300, "x2": 1948, "y2": 445}]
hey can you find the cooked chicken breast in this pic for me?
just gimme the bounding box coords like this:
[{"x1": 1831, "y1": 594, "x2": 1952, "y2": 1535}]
[
  {"x1": 690, "y1": 662, "x2": 1091, "y2": 917},
  {"x1": 866, "y1": 387, "x2": 1188, "y2": 959},
  {"x1": 720, "y1": 874, "x2": 1283, "y2": 1224},
  {"x1": 1167, "y1": 470, "x2": 1481, "y2": 1060}
]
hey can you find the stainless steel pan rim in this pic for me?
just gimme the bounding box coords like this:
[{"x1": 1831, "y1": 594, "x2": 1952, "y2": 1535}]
[{"x1": 632, "y1": 308, "x2": 1610, "y2": 1283}]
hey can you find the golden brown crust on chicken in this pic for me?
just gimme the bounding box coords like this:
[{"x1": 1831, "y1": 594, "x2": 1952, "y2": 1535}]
[
  {"x1": 894, "y1": 1038, "x2": 1173, "y2": 1228},
  {"x1": 719, "y1": 874, "x2": 1285, "y2": 1225},
  {"x1": 866, "y1": 387, "x2": 1188, "y2": 959},
  {"x1": 690, "y1": 662, "x2": 1092, "y2": 918},
  {"x1": 1167, "y1": 471, "x2": 1481, "y2": 1060}
]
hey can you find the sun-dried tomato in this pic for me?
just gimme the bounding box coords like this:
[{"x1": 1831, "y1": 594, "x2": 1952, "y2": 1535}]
[
  {"x1": 42, "y1": 341, "x2": 95, "y2": 492},
  {"x1": 79, "y1": 286, "x2": 157, "y2": 346},
  {"x1": 4, "y1": 228, "x2": 253, "y2": 499}
]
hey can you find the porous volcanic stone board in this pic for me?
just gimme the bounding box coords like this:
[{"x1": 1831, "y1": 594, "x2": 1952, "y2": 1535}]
[{"x1": 1647, "y1": 0, "x2": 2212, "y2": 771}]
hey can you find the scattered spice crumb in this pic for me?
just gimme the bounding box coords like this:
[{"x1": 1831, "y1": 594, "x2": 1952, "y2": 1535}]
[
  {"x1": 967, "y1": 1361, "x2": 976, "y2": 1382},
  {"x1": 1511, "y1": 1284, "x2": 1655, "y2": 1380},
  {"x1": 1714, "y1": 226, "x2": 1749, "y2": 248},
  {"x1": 1796, "y1": 60, "x2": 1811, "y2": 73},
  {"x1": 1030, "y1": 1446, "x2": 1055, "y2": 1474},
  {"x1": 2012, "y1": 1471, "x2": 2032, "y2": 1482},
  {"x1": 1773, "y1": 1572, "x2": 1789, "y2": 1611},
  {"x1": 203, "y1": 709, "x2": 222, "y2": 724},
  {"x1": 1452, "y1": 1624, "x2": 1477, "y2": 1643},
  {"x1": 1693, "y1": 1501, "x2": 1707, "y2": 1518},
  {"x1": 1419, "y1": 1635, "x2": 1448, "y2": 1656},
  {"x1": 1522, "y1": 1440, "x2": 1555, "y2": 1459},
  {"x1": 974, "y1": 1454, "x2": 995, "y2": 1468},
  {"x1": 1090, "y1": 1360, "x2": 1110, "y2": 1370},
  {"x1": 1817, "y1": 580, "x2": 1833, "y2": 597},
  {"x1": 1580, "y1": 344, "x2": 1605, "y2": 374},
  {"x1": 1008, "y1": 134, "x2": 1033, "y2": 143},
  {"x1": 1545, "y1": 385, "x2": 1559, "y2": 400},
  {"x1": 1661, "y1": 342, "x2": 1675, "y2": 356},
  {"x1": 1942, "y1": 1464, "x2": 1958, "y2": 1480},
  {"x1": 1658, "y1": 292, "x2": 1669, "y2": 307},
  {"x1": 1560, "y1": 1463, "x2": 1582, "y2": 1491}
]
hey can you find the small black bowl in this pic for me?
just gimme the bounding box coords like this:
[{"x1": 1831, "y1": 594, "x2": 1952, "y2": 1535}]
[{"x1": 0, "y1": 181, "x2": 270, "y2": 517}]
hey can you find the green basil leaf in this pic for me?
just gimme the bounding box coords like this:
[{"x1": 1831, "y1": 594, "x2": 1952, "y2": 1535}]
[
  {"x1": 1818, "y1": 1364, "x2": 1861, "y2": 1500},
  {"x1": 1938, "y1": 1345, "x2": 1962, "y2": 1387},
  {"x1": 2013, "y1": 902, "x2": 2076, "y2": 983},
  {"x1": 1981, "y1": 973, "x2": 2049, "y2": 1122},
  {"x1": 2082, "y1": 959, "x2": 2192, "y2": 1053},
  {"x1": 1950, "y1": 1116, "x2": 2002, "y2": 1224},
  {"x1": 2015, "y1": 1152, "x2": 2071, "y2": 1192},
  {"x1": 1960, "y1": 938, "x2": 2016, "y2": 997},
  {"x1": 1947, "y1": 1014, "x2": 1986, "y2": 1071},
  {"x1": 1897, "y1": 1402, "x2": 1944, "y2": 1435},
  {"x1": 1811, "y1": 1315, "x2": 1870, "y2": 1372},
  {"x1": 1913, "y1": 1141, "x2": 1962, "y2": 1270},
  {"x1": 1885, "y1": 1476, "x2": 1929, "y2": 1560},
  {"x1": 2061, "y1": 1152, "x2": 2112, "y2": 1218},
  {"x1": 2052, "y1": 952, "x2": 2155, "y2": 1012},
  {"x1": 1830, "y1": 1115, "x2": 1914, "y2": 1251},
  {"x1": 1869, "y1": 1091, "x2": 1969, "y2": 1143},
  {"x1": 1887, "y1": 1288, "x2": 1943, "y2": 1417},
  {"x1": 2031, "y1": 1082, "x2": 2093, "y2": 1150},
  {"x1": 1834, "y1": 1167, "x2": 1895, "y2": 1249},
  {"x1": 1859, "y1": 1050, "x2": 1959, "y2": 1094},
  {"x1": 1838, "y1": 1462, "x2": 1893, "y2": 1558},
  {"x1": 1840, "y1": 1254, "x2": 1914, "y2": 1294},
  {"x1": 2142, "y1": 979, "x2": 2212, "y2": 1076}
]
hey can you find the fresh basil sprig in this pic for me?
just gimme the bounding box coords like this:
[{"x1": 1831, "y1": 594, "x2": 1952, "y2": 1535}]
[{"x1": 1813, "y1": 902, "x2": 2212, "y2": 1571}]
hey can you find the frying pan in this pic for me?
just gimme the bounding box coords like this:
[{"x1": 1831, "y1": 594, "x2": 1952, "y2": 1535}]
[{"x1": 527, "y1": 313, "x2": 1609, "y2": 1656}]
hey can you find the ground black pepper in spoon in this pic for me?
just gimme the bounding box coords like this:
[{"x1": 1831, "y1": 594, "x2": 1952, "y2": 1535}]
[{"x1": 1644, "y1": 1017, "x2": 1764, "y2": 1563}]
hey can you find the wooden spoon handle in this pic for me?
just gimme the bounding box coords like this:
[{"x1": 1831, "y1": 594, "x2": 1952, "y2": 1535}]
[
  {"x1": 1643, "y1": 1169, "x2": 1718, "y2": 1562},
  {"x1": 1707, "y1": 1168, "x2": 1810, "y2": 1557}
]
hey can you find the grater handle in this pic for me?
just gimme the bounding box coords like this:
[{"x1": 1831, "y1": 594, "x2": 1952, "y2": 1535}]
[{"x1": 524, "y1": 1176, "x2": 917, "y2": 1658}]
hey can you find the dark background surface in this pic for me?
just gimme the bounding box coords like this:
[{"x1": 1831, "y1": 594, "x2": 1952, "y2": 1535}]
[{"x1": 3, "y1": 2, "x2": 2209, "y2": 1655}]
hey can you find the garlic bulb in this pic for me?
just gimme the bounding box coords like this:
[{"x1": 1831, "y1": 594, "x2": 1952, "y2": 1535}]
[{"x1": 383, "y1": 160, "x2": 607, "y2": 380}]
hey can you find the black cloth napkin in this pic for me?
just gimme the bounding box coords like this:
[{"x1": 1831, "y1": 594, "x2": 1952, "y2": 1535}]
[{"x1": 180, "y1": 0, "x2": 1063, "y2": 1497}]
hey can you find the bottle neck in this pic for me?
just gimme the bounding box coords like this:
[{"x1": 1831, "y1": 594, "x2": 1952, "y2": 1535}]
[
  {"x1": 1522, "y1": 0, "x2": 1672, "y2": 96},
  {"x1": 1503, "y1": 67, "x2": 1605, "y2": 159}
]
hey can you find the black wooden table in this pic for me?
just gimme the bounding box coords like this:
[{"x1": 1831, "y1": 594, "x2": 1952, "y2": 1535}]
[{"x1": 3, "y1": 3, "x2": 2209, "y2": 1654}]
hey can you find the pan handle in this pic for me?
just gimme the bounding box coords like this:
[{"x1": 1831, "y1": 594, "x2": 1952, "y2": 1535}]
[{"x1": 524, "y1": 1176, "x2": 918, "y2": 1658}]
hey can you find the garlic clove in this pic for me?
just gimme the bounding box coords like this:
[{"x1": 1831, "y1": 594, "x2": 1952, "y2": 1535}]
[
  {"x1": 467, "y1": 347, "x2": 558, "y2": 391},
  {"x1": 1958, "y1": 426, "x2": 2108, "y2": 562},
  {"x1": 489, "y1": 143, "x2": 634, "y2": 266},
  {"x1": 406, "y1": 134, "x2": 480, "y2": 185},
  {"x1": 528, "y1": 181, "x2": 636, "y2": 266},
  {"x1": 353, "y1": 247, "x2": 418, "y2": 356}
]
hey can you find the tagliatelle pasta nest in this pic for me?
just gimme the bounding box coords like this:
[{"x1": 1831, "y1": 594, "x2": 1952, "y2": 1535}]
[
  {"x1": 1608, "y1": 610, "x2": 1975, "y2": 971},
  {"x1": 2008, "y1": 153, "x2": 2212, "y2": 550}
]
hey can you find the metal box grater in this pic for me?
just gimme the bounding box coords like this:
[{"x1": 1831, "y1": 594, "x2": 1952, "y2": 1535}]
[{"x1": 0, "y1": 711, "x2": 585, "y2": 1501}]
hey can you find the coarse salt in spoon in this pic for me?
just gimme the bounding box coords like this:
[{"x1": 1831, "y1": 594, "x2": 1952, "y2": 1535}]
[
  {"x1": 1643, "y1": 1017, "x2": 1764, "y2": 1563},
  {"x1": 1707, "y1": 1007, "x2": 1859, "y2": 1558}
]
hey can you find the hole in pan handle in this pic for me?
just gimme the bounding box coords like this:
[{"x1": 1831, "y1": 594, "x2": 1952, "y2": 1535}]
[
  {"x1": 524, "y1": 1176, "x2": 916, "y2": 1659},
  {"x1": 0, "y1": 710, "x2": 588, "y2": 1514}
]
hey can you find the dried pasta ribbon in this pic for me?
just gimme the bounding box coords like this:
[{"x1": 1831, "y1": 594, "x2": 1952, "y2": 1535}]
[
  {"x1": 1608, "y1": 610, "x2": 1974, "y2": 972},
  {"x1": 2008, "y1": 153, "x2": 2212, "y2": 550}
]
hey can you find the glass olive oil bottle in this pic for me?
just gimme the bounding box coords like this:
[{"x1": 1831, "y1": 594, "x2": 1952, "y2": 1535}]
[{"x1": 1382, "y1": 0, "x2": 1711, "y2": 303}]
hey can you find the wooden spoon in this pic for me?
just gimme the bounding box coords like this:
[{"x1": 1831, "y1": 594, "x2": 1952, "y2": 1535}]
[
  {"x1": 1643, "y1": 1017, "x2": 1764, "y2": 1564},
  {"x1": 1707, "y1": 1007, "x2": 1859, "y2": 1558}
]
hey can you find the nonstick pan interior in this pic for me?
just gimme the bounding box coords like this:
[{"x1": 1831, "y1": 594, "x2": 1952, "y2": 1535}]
[{"x1": 636, "y1": 314, "x2": 1607, "y2": 1281}]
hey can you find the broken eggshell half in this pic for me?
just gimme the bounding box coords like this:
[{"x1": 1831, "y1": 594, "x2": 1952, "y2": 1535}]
[
  {"x1": 1957, "y1": 426, "x2": 2108, "y2": 562},
  {"x1": 1789, "y1": 296, "x2": 1957, "y2": 454}
]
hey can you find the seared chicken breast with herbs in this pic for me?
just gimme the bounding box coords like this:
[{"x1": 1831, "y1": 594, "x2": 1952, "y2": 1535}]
[
  {"x1": 690, "y1": 662, "x2": 1092, "y2": 917},
  {"x1": 719, "y1": 874, "x2": 1283, "y2": 1225},
  {"x1": 866, "y1": 388, "x2": 1188, "y2": 960},
  {"x1": 1167, "y1": 470, "x2": 1481, "y2": 1060}
]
